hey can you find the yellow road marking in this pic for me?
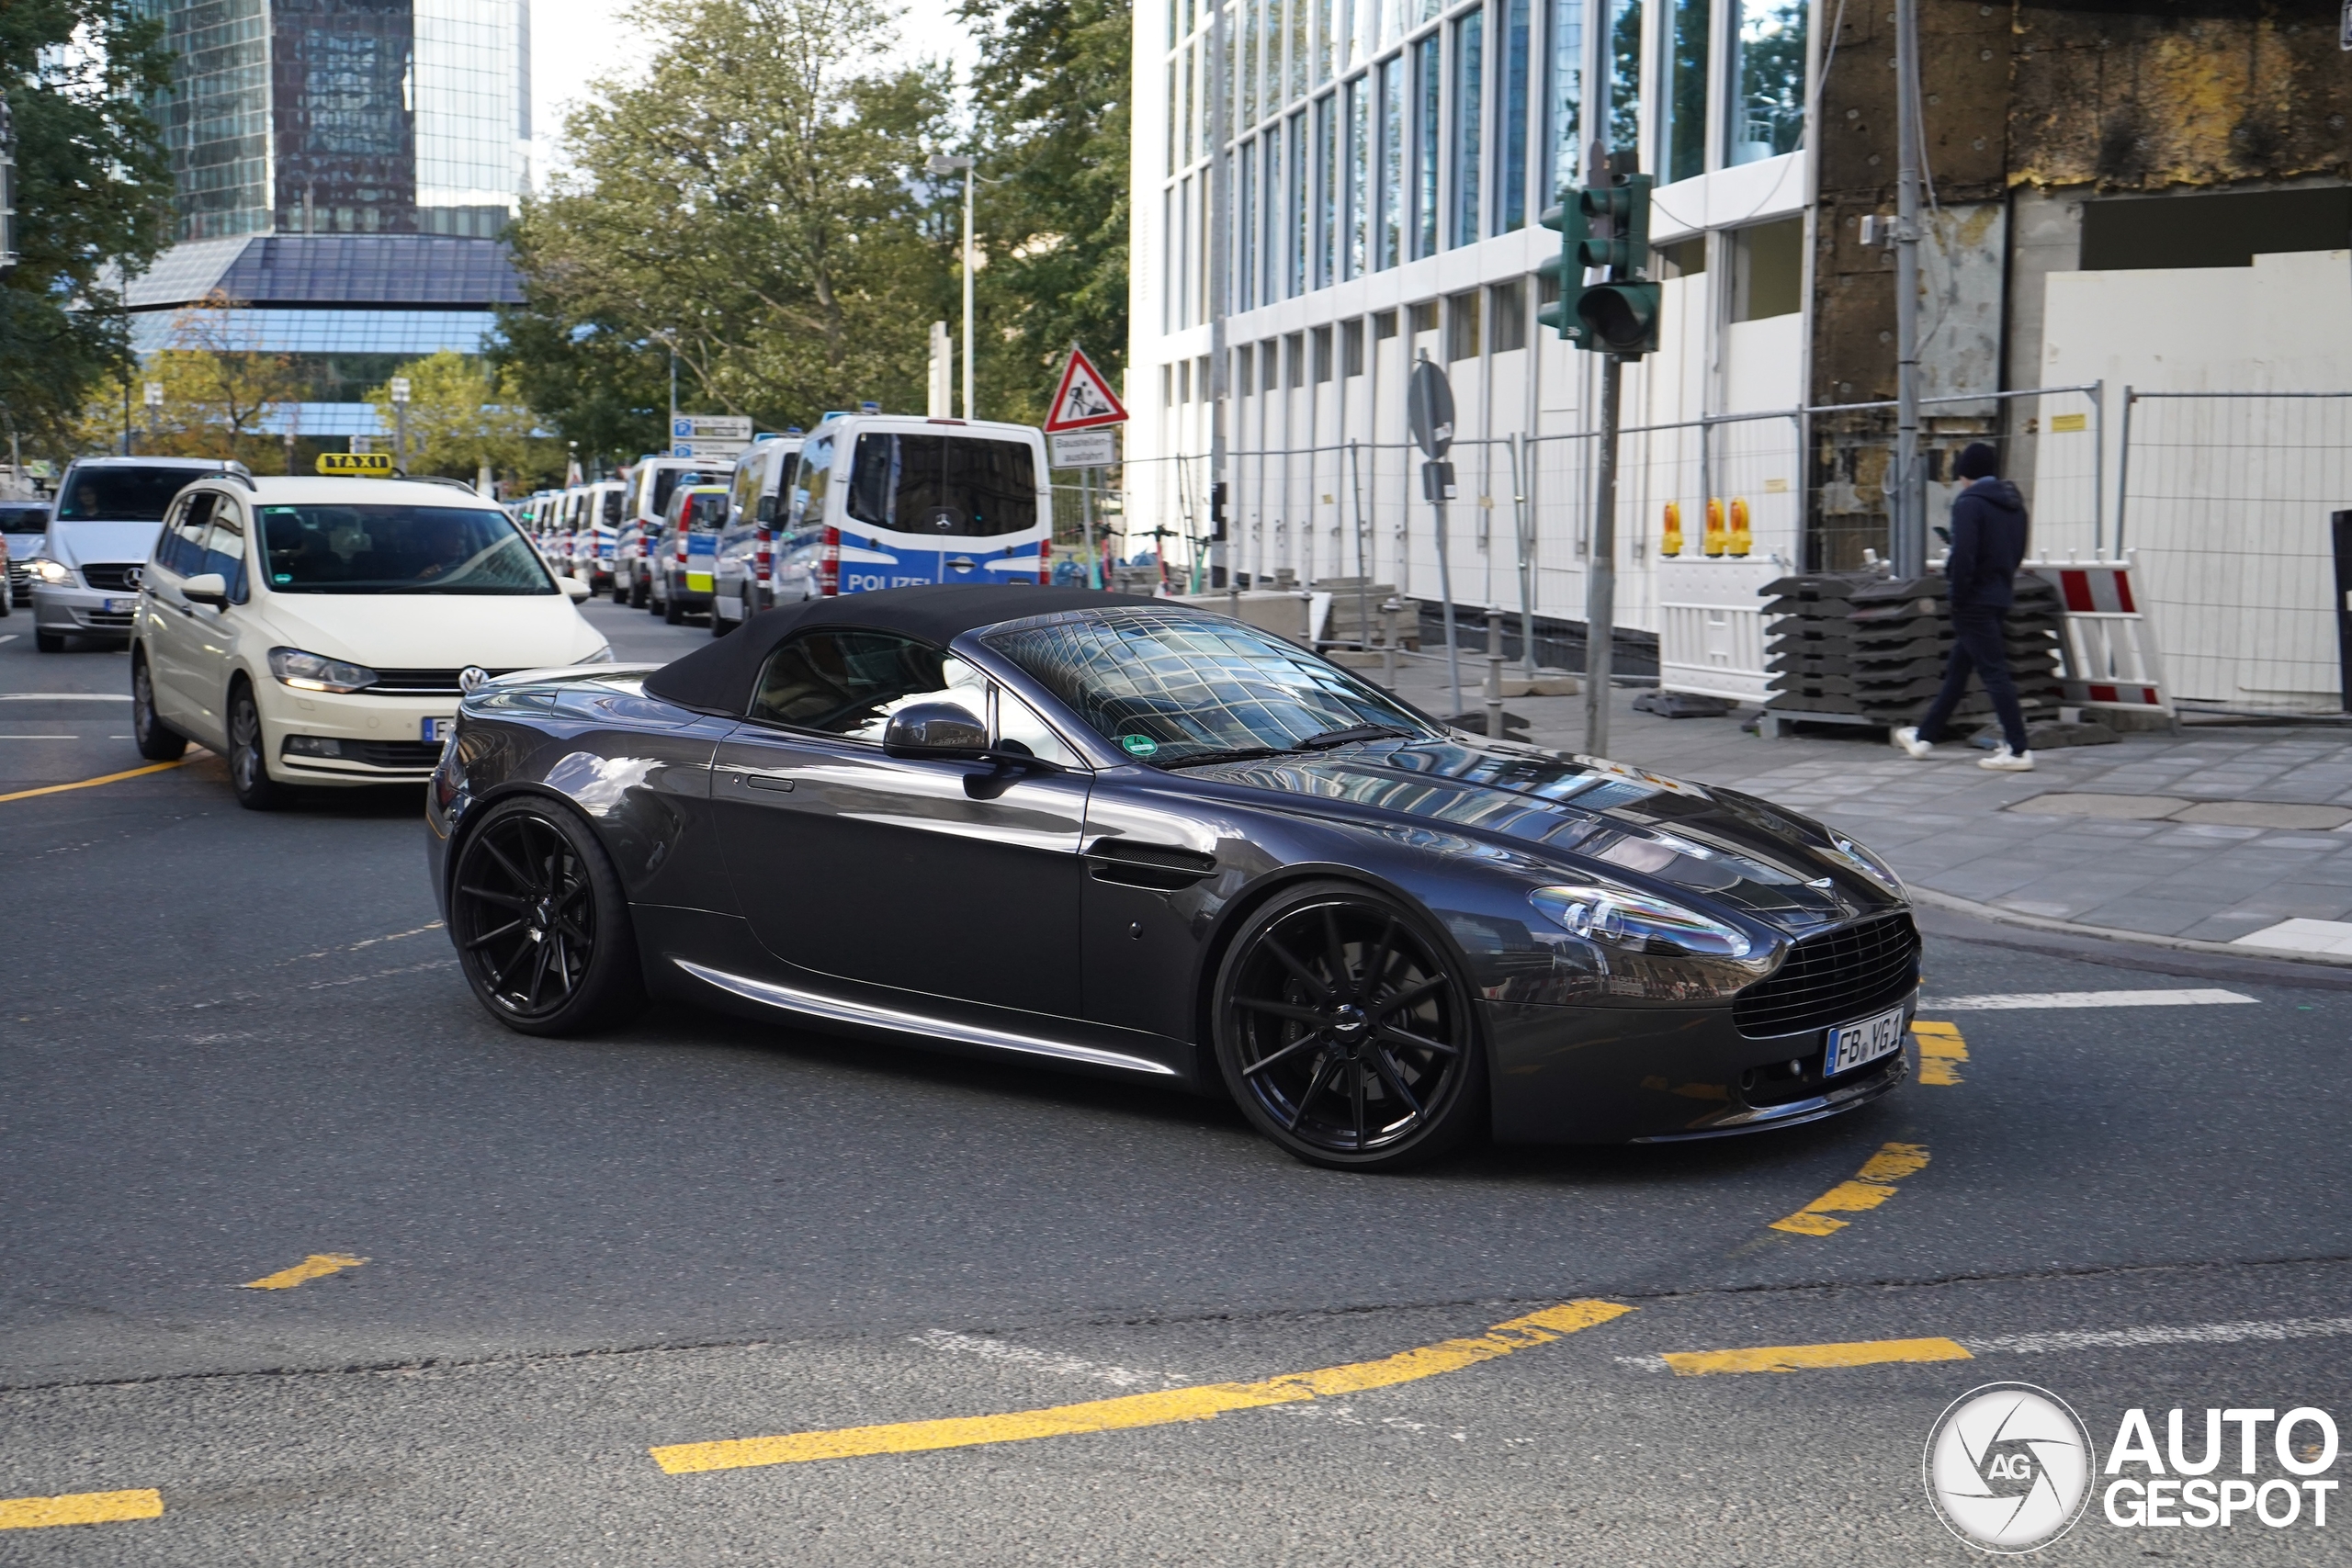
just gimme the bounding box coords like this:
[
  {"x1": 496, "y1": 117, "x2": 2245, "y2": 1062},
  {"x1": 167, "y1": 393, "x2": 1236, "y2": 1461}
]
[
  {"x1": 0, "y1": 1489, "x2": 164, "y2": 1530},
  {"x1": 1660, "y1": 1337, "x2": 1973, "y2": 1376},
  {"x1": 1913, "y1": 1020, "x2": 1967, "y2": 1086},
  {"x1": 0, "y1": 758, "x2": 187, "y2": 805},
  {"x1": 242, "y1": 1253, "x2": 368, "y2": 1290},
  {"x1": 1769, "y1": 1141, "x2": 1929, "y2": 1235},
  {"x1": 650, "y1": 1299, "x2": 1634, "y2": 1474}
]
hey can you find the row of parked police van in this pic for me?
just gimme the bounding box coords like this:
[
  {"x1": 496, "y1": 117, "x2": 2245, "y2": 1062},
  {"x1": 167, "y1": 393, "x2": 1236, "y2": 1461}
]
[{"x1": 512, "y1": 409, "x2": 1059, "y2": 632}]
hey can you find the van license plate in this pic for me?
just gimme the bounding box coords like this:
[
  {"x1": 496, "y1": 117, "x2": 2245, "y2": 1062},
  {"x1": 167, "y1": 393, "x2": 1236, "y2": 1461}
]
[{"x1": 1825, "y1": 1003, "x2": 1908, "y2": 1076}]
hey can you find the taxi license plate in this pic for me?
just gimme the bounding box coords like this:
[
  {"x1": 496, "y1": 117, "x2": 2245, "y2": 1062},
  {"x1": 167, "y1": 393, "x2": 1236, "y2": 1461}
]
[
  {"x1": 421, "y1": 716, "x2": 455, "y2": 743},
  {"x1": 1825, "y1": 1003, "x2": 1908, "y2": 1076}
]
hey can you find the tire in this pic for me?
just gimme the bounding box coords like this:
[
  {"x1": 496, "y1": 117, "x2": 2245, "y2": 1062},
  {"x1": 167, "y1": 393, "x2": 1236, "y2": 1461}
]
[
  {"x1": 662, "y1": 581, "x2": 686, "y2": 625},
  {"x1": 35, "y1": 629, "x2": 64, "y2": 652},
  {"x1": 226, "y1": 680, "x2": 296, "y2": 810},
  {"x1": 1212, "y1": 881, "x2": 1487, "y2": 1171},
  {"x1": 629, "y1": 579, "x2": 649, "y2": 609},
  {"x1": 447, "y1": 795, "x2": 645, "y2": 1035},
  {"x1": 130, "y1": 651, "x2": 187, "y2": 761},
  {"x1": 709, "y1": 593, "x2": 735, "y2": 637}
]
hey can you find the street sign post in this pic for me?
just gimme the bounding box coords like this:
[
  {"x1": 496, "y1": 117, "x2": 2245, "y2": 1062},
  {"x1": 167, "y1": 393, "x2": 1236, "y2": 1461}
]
[
  {"x1": 1046, "y1": 347, "x2": 1129, "y2": 589},
  {"x1": 1408, "y1": 357, "x2": 1465, "y2": 720}
]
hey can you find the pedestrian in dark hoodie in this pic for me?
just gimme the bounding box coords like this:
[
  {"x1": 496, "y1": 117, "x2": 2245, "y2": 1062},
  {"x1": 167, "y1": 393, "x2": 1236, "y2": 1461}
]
[{"x1": 1893, "y1": 441, "x2": 2035, "y2": 771}]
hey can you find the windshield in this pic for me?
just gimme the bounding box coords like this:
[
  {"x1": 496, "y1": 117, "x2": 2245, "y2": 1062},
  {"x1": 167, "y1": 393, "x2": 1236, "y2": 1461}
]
[
  {"x1": 56, "y1": 467, "x2": 209, "y2": 522},
  {"x1": 257, "y1": 504, "x2": 556, "y2": 594},
  {"x1": 984, "y1": 606, "x2": 1437, "y2": 765},
  {"x1": 646, "y1": 468, "x2": 692, "y2": 521},
  {"x1": 0, "y1": 503, "x2": 47, "y2": 533},
  {"x1": 846, "y1": 433, "x2": 1036, "y2": 538}
]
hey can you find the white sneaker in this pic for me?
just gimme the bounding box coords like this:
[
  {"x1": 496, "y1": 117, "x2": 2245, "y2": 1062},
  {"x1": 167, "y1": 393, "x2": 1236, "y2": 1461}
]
[
  {"x1": 1978, "y1": 745, "x2": 2035, "y2": 772},
  {"x1": 1891, "y1": 726, "x2": 1933, "y2": 760}
]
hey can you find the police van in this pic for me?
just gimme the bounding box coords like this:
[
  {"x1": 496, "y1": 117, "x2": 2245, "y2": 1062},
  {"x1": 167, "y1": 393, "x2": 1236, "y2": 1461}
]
[
  {"x1": 711, "y1": 432, "x2": 803, "y2": 632},
  {"x1": 773, "y1": 413, "x2": 1051, "y2": 599}
]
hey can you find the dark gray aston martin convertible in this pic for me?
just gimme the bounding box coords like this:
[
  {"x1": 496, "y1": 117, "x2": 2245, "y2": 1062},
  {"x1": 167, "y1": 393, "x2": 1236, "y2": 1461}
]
[{"x1": 425, "y1": 584, "x2": 1917, "y2": 1169}]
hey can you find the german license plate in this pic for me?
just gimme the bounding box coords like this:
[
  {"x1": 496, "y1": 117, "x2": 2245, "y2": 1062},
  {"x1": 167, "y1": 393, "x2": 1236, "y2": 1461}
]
[
  {"x1": 421, "y1": 716, "x2": 455, "y2": 743},
  {"x1": 101, "y1": 597, "x2": 130, "y2": 614},
  {"x1": 1825, "y1": 1002, "x2": 1908, "y2": 1076}
]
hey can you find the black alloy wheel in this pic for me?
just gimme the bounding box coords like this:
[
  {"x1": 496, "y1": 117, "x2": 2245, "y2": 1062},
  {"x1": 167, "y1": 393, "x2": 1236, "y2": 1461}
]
[
  {"x1": 448, "y1": 797, "x2": 643, "y2": 1035},
  {"x1": 130, "y1": 651, "x2": 187, "y2": 761},
  {"x1": 227, "y1": 681, "x2": 294, "y2": 810},
  {"x1": 1213, "y1": 882, "x2": 1486, "y2": 1170}
]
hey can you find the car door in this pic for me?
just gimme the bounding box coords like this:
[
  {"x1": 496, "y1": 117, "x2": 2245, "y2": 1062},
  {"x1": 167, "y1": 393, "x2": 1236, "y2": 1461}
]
[
  {"x1": 708, "y1": 627, "x2": 1091, "y2": 1018},
  {"x1": 142, "y1": 490, "x2": 217, "y2": 725},
  {"x1": 180, "y1": 498, "x2": 250, "y2": 744}
]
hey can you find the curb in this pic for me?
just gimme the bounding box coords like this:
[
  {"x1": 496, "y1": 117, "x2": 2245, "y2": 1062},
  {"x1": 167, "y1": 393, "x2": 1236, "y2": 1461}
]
[{"x1": 1906, "y1": 886, "x2": 2352, "y2": 971}]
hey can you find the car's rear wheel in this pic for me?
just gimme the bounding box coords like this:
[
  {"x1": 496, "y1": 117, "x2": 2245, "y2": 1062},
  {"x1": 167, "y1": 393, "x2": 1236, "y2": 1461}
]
[
  {"x1": 130, "y1": 650, "x2": 187, "y2": 761},
  {"x1": 449, "y1": 797, "x2": 644, "y2": 1035},
  {"x1": 227, "y1": 681, "x2": 296, "y2": 810},
  {"x1": 1212, "y1": 882, "x2": 1487, "y2": 1170},
  {"x1": 628, "y1": 578, "x2": 648, "y2": 609},
  {"x1": 662, "y1": 581, "x2": 686, "y2": 625}
]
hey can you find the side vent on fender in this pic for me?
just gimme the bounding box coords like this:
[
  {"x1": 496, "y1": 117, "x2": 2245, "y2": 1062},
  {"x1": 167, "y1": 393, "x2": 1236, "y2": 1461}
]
[{"x1": 1086, "y1": 838, "x2": 1218, "y2": 890}]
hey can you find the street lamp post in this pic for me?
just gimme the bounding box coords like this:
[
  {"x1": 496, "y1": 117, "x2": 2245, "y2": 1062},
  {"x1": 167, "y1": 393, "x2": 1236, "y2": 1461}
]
[
  {"x1": 142, "y1": 381, "x2": 164, "y2": 456},
  {"x1": 926, "y1": 154, "x2": 977, "y2": 421},
  {"x1": 390, "y1": 376, "x2": 412, "y2": 473}
]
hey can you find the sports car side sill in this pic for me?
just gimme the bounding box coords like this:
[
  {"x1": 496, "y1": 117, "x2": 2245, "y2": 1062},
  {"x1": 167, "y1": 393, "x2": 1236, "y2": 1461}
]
[{"x1": 671, "y1": 959, "x2": 1181, "y2": 1077}]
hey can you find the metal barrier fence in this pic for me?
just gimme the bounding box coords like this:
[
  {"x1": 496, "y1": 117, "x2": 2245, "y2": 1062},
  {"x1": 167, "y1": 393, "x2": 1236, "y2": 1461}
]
[{"x1": 2116, "y1": 390, "x2": 2352, "y2": 715}]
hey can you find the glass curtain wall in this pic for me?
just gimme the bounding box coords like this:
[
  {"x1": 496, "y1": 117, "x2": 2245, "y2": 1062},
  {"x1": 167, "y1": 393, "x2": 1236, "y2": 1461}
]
[
  {"x1": 1729, "y1": 0, "x2": 1806, "y2": 163},
  {"x1": 1544, "y1": 0, "x2": 1581, "y2": 204},
  {"x1": 1496, "y1": 0, "x2": 1531, "y2": 232},
  {"x1": 1448, "y1": 9, "x2": 1482, "y2": 247},
  {"x1": 1412, "y1": 35, "x2": 1439, "y2": 258},
  {"x1": 1662, "y1": 0, "x2": 1708, "y2": 183}
]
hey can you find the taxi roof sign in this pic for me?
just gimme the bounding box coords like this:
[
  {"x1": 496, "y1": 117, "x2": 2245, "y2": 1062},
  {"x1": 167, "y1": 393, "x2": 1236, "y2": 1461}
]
[{"x1": 318, "y1": 451, "x2": 394, "y2": 477}]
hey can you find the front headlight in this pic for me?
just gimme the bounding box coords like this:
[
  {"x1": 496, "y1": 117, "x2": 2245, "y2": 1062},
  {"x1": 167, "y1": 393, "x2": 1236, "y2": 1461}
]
[
  {"x1": 267, "y1": 646, "x2": 379, "y2": 694},
  {"x1": 28, "y1": 558, "x2": 74, "y2": 584},
  {"x1": 1822, "y1": 833, "x2": 1905, "y2": 897},
  {"x1": 1532, "y1": 883, "x2": 1755, "y2": 958},
  {"x1": 577, "y1": 643, "x2": 616, "y2": 663}
]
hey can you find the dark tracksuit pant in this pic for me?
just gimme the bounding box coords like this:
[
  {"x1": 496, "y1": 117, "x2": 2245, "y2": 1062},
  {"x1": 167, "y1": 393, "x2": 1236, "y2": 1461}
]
[{"x1": 1917, "y1": 604, "x2": 2030, "y2": 754}]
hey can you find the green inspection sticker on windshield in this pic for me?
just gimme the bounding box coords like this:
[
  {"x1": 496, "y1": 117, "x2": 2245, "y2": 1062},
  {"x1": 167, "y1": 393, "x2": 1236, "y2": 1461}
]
[{"x1": 1120, "y1": 734, "x2": 1159, "y2": 758}]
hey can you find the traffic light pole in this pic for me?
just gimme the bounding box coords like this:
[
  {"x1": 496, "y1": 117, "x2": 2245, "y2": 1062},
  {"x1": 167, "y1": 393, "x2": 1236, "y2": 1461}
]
[
  {"x1": 1585, "y1": 355, "x2": 1622, "y2": 758},
  {"x1": 1891, "y1": 0, "x2": 1926, "y2": 579}
]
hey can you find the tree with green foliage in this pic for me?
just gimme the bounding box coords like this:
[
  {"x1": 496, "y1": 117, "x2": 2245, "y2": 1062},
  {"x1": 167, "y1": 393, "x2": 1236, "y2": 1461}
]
[
  {"x1": 363, "y1": 350, "x2": 550, "y2": 491},
  {"x1": 956, "y1": 0, "x2": 1129, "y2": 424},
  {"x1": 493, "y1": 0, "x2": 955, "y2": 456},
  {"x1": 0, "y1": 0, "x2": 174, "y2": 460}
]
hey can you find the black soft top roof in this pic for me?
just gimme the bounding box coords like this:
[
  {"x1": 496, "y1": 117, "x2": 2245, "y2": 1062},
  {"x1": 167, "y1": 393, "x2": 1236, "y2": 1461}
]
[{"x1": 640, "y1": 584, "x2": 1164, "y2": 715}]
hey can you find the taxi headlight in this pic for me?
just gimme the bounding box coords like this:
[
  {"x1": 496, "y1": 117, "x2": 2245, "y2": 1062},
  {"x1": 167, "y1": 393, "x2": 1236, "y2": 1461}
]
[
  {"x1": 1531, "y1": 883, "x2": 1755, "y2": 958},
  {"x1": 267, "y1": 646, "x2": 379, "y2": 694}
]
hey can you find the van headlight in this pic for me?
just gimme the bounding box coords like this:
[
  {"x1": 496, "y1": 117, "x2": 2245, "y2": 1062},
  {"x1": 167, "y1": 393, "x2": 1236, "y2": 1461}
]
[
  {"x1": 1532, "y1": 883, "x2": 1754, "y2": 958},
  {"x1": 268, "y1": 646, "x2": 379, "y2": 694},
  {"x1": 28, "y1": 558, "x2": 73, "y2": 584}
]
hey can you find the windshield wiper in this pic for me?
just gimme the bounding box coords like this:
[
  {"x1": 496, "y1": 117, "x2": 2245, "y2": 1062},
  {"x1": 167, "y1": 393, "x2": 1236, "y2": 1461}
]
[
  {"x1": 1297, "y1": 723, "x2": 1416, "y2": 749},
  {"x1": 1158, "y1": 745, "x2": 1294, "y2": 769}
]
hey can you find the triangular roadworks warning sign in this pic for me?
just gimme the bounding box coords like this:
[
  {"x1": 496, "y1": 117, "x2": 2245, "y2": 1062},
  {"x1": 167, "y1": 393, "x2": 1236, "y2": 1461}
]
[{"x1": 1044, "y1": 347, "x2": 1129, "y2": 432}]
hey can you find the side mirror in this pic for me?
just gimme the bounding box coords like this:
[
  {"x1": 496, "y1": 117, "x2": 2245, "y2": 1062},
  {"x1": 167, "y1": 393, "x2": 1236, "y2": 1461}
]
[
  {"x1": 883, "y1": 701, "x2": 989, "y2": 757},
  {"x1": 183, "y1": 571, "x2": 229, "y2": 608},
  {"x1": 560, "y1": 577, "x2": 592, "y2": 601}
]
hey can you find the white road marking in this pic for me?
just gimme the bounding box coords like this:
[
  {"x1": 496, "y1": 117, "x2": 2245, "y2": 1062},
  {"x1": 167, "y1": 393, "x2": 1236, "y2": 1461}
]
[
  {"x1": 0, "y1": 735, "x2": 79, "y2": 739},
  {"x1": 0, "y1": 693, "x2": 131, "y2": 701},
  {"x1": 909, "y1": 1328, "x2": 1188, "y2": 1390},
  {"x1": 1921, "y1": 988, "x2": 2256, "y2": 1010},
  {"x1": 1968, "y1": 1316, "x2": 2352, "y2": 1355}
]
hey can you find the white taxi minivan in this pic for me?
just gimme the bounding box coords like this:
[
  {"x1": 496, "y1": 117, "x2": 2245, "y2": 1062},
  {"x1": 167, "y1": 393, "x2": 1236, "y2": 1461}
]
[{"x1": 130, "y1": 472, "x2": 614, "y2": 809}]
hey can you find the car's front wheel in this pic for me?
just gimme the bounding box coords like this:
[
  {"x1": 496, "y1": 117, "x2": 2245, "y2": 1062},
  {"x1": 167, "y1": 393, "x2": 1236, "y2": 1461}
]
[
  {"x1": 448, "y1": 797, "x2": 644, "y2": 1035},
  {"x1": 1213, "y1": 882, "x2": 1487, "y2": 1171},
  {"x1": 662, "y1": 579, "x2": 687, "y2": 625},
  {"x1": 130, "y1": 650, "x2": 187, "y2": 761},
  {"x1": 226, "y1": 680, "x2": 295, "y2": 810},
  {"x1": 35, "y1": 628, "x2": 63, "y2": 652}
]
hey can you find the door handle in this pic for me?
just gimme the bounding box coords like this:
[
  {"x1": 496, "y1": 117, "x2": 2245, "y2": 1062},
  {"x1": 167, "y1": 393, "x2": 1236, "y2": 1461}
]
[{"x1": 744, "y1": 773, "x2": 797, "y2": 793}]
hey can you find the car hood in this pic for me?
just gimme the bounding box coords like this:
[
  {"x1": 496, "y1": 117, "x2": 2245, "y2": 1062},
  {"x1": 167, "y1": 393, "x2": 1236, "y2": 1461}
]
[
  {"x1": 45, "y1": 520, "x2": 164, "y2": 567},
  {"x1": 1186, "y1": 739, "x2": 1901, "y2": 936},
  {"x1": 251, "y1": 591, "x2": 607, "y2": 670}
]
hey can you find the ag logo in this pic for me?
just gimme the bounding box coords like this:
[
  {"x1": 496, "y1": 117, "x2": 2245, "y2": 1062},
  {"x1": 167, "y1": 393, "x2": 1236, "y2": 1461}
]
[{"x1": 1924, "y1": 1382, "x2": 2095, "y2": 1553}]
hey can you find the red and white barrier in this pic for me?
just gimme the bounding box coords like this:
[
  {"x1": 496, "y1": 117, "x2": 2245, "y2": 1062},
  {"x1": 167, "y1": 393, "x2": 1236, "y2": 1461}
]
[{"x1": 2023, "y1": 554, "x2": 2173, "y2": 716}]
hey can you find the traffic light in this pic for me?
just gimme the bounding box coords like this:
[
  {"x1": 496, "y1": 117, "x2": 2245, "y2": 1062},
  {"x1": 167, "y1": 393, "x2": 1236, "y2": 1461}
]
[{"x1": 1534, "y1": 174, "x2": 1662, "y2": 358}]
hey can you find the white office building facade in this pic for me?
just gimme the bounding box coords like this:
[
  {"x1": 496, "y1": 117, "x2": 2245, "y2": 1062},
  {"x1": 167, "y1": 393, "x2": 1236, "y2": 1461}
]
[{"x1": 1127, "y1": 0, "x2": 1816, "y2": 641}]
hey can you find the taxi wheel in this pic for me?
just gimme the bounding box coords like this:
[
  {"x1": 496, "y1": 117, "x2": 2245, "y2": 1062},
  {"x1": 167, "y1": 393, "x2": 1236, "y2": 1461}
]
[
  {"x1": 130, "y1": 651, "x2": 187, "y2": 761},
  {"x1": 450, "y1": 797, "x2": 644, "y2": 1035},
  {"x1": 226, "y1": 681, "x2": 296, "y2": 811},
  {"x1": 1211, "y1": 882, "x2": 1487, "y2": 1172}
]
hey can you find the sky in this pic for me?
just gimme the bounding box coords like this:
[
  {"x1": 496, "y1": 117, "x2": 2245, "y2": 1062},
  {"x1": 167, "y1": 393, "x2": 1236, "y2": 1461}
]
[{"x1": 527, "y1": 0, "x2": 980, "y2": 186}]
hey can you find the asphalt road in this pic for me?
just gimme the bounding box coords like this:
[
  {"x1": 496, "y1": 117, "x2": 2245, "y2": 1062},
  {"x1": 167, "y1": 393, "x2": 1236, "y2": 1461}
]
[{"x1": 2, "y1": 598, "x2": 2346, "y2": 1565}]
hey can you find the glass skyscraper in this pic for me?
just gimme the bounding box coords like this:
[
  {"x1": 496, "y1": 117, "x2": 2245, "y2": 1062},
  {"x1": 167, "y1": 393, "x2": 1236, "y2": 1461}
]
[{"x1": 126, "y1": 0, "x2": 531, "y2": 435}]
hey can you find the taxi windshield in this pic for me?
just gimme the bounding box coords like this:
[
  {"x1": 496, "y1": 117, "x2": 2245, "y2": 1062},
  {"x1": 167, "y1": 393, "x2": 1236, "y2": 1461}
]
[{"x1": 257, "y1": 504, "x2": 556, "y2": 593}]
